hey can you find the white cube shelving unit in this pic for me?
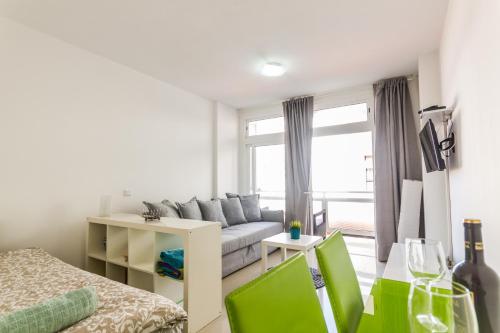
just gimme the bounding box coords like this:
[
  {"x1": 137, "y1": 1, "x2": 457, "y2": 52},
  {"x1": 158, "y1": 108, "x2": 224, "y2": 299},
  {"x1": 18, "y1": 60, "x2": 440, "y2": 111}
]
[{"x1": 86, "y1": 214, "x2": 221, "y2": 333}]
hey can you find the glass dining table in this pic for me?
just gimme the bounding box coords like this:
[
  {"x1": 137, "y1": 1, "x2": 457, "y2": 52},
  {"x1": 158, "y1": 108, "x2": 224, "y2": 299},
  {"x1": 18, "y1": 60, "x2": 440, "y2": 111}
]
[
  {"x1": 356, "y1": 277, "x2": 412, "y2": 332},
  {"x1": 356, "y1": 243, "x2": 414, "y2": 333}
]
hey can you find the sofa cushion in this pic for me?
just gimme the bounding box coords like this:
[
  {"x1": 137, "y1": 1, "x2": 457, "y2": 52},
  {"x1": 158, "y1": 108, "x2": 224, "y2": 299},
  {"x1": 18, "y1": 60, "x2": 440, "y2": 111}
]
[
  {"x1": 143, "y1": 201, "x2": 180, "y2": 218},
  {"x1": 176, "y1": 197, "x2": 203, "y2": 220},
  {"x1": 225, "y1": 193, "x2": 262, "y2": 222},
  {"x1": 239, "y1": 195, "x2": 262, "y2": 222},
  {"x1": 197, "y1": 199, "x2": 229, "y2": 228},
  {"x1": 160, "y1": 200, "x2": 181, "y2": 218},
  {"x1": 261, "y1": 209, "x2": 284, "y2": 223},
  {"x1": 221, "y1": 198, "x2": 247, "y2": 226},
  {"x1": 221, "y1": 222, "x2": 283, "y2": 255}
]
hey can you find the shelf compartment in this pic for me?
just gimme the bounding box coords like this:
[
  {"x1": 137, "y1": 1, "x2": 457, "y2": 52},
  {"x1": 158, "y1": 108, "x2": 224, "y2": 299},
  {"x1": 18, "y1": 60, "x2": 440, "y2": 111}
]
[
  {"x1": 87, "y1": 257, "x2": 106, "y2": 276},
  {"x1": 154, "y1": 274, "x2": 184, "y2": 304},
  {"x1": 107, "y1": 225, "x2": 128, "y2": 266},
  {"x1": 88, "y1": 223, "x2": 107, "y2": 260},
  {"x1": 129, "y1": 268, "x2": 154, "y2": 292},
  {"x1": 129, "y1": 229, "x2": 155, "y2": 272},
  {"x1": 154, "y1": 232, "x2": 184, "y2": 277},
  {"x1": 129, "y1": 262, "x2": 154, "y2": 274},
  {"x1": 155, "y1": 232, "x2": 184, "y2": 263},
  {"x1": 106, "y1": 262, "x2": 128, "y2": 284},
  {"x1": 154, "y1": 232, "x2": 184, "y2": 303}
]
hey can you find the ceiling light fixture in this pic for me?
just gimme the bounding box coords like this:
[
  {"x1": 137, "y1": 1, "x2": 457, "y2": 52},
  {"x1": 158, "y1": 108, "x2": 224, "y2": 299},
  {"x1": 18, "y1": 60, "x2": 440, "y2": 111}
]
[{"x1": 261, "y1": 62, "x2": 286, "y2": 77}]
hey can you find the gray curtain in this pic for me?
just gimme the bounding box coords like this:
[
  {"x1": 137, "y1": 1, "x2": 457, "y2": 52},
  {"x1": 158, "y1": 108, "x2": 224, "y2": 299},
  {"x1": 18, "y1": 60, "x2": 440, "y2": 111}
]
[
  {"x1": 283, "y1": 96, "x2": 314, "y2": 234},
  {"x1": 374, "y1": 77, "x2": 422, "y2": 261}
]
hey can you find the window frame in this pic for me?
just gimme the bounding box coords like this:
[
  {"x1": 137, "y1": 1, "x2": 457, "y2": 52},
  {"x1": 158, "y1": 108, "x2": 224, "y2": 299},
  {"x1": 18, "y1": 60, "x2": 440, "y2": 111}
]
[{"x1": 241, "y1": 87, "x2": 374, "y2": 195}]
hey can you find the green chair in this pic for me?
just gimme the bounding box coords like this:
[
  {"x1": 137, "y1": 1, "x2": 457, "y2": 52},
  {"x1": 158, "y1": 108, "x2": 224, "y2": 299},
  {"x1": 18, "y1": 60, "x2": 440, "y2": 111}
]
[
  {"x1": 225, "y1": 253, "x2": 328, "y2": 333},
  {"x1": 315, "y1": 231, "x2": 364, "y2": 333}
]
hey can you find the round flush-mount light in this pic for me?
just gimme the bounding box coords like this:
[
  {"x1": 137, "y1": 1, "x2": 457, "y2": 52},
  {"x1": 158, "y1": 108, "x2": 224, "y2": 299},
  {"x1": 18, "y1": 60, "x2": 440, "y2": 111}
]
[{"x1": 261, "y1": 62, "x2": 286, "y2": 77}]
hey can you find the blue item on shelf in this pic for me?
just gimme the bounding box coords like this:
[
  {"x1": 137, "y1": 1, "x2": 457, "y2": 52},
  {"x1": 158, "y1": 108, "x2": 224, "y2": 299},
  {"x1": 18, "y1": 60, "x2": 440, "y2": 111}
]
[
  {"x1": 156, "y1": 261, "x2": 184, "y2": 280},
  {"x1": 159, "y1": 248, "x2": 184, "y2": 270}
]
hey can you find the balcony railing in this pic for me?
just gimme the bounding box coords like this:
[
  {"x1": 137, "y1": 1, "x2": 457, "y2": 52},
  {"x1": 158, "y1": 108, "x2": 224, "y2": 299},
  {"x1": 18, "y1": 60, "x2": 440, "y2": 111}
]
[{"x1": 258, "y1": 190, "x2": 375, "y2": 238}]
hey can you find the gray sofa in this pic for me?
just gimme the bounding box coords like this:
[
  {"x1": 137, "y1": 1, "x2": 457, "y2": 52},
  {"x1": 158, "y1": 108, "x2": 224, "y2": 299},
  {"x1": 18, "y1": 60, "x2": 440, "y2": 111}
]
[
  {"x1": 143, "y1": 198, "x2": 284, "y2": 277},
  {"x1": 221, "y1": 209, "x2": 284, "y2": 277}
]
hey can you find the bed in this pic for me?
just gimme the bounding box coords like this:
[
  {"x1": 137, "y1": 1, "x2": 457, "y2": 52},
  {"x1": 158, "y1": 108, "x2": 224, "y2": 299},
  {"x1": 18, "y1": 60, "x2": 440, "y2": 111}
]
[{"x1": 0, "y1": 248, "x2": 187, "y2": 332}]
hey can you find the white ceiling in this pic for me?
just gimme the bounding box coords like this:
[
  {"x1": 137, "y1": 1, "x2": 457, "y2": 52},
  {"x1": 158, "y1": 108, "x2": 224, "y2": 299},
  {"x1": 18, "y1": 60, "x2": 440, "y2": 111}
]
[{"x1": 0, "y1": 0, "x2": 449, "y2": 108}]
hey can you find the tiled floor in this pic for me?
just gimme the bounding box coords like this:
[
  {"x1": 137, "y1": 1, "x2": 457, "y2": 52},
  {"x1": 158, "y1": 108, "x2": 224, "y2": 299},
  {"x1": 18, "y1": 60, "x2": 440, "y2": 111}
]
[{"x1": 199, "y1": 236, "x2": 385, "y2": 333}]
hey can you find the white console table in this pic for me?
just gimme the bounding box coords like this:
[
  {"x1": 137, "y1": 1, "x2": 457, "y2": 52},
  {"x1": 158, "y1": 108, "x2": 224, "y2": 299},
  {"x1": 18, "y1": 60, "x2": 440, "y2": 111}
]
[{"x1": 86, "y1": 214, "x2": 221, "y2": 333}]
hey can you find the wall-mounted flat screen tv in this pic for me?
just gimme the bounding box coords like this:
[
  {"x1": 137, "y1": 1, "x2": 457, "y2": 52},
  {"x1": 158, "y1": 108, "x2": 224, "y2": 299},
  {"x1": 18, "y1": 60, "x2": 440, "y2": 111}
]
[{"x1": 419, "y1": 119, "x2": 446, "y2": 172}]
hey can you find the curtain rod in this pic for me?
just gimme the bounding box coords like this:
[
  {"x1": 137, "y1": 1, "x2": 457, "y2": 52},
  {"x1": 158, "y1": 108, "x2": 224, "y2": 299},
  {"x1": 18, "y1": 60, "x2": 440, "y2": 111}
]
[
  {"x1": 406, "y1": 74, "x2": 418, "y2": 81},
  {"x1": 287, "y1": 74, "x2": 418, "y2": 101},
  {"x1": 245, "y1": 74, "x2": 419, "y2": 109}
]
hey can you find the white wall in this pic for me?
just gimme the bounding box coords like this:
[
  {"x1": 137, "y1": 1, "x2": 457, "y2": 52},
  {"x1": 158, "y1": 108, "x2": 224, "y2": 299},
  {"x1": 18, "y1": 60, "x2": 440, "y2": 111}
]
[
  {"x1": 408, "y1": 77, "x2": 421, "y2": 135},
  {"x1": 214, "y1": 102, "x2": 239, "y2": 197},
  {"x1": 0, "y1": 18, "x2": 235, "y2": 267},
  {"x1": 418, "y1": 51, "x2": 452, "y2": 259},
  {"x1": 419, "y1": 52, "x2": 442, "y2": 107},
  {"x1": 440, "y1": 0, "x2": 500, "y2": 272}
]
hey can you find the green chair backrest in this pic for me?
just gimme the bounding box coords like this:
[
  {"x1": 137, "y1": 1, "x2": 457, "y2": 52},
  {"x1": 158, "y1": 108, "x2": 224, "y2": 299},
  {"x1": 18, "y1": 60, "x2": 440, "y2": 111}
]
[
  {"x1": 225, "y1": 253, "x2": 328, "y2": 333},
  {"x1": 315, "y1": 231, "x2": 364, "y2": 333}
]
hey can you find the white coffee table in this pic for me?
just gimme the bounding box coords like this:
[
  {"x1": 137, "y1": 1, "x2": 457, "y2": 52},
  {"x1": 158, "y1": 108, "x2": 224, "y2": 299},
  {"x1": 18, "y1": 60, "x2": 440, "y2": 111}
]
[{"x1": 260, "y1": 232, "x2": 323, "y2": 274}]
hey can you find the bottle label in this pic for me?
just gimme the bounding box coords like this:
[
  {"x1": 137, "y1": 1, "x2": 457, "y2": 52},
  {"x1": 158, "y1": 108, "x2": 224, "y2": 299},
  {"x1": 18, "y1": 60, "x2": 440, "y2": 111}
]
[{"x1": 464, "y1": 241, "x2": 483, "y2": 251}]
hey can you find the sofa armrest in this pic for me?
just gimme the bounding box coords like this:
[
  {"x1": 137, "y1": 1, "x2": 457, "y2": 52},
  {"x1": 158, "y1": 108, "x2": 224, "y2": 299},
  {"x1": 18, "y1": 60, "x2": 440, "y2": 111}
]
[{"x1": 260, "y1": 209, "x2": 284, "y2": 223}]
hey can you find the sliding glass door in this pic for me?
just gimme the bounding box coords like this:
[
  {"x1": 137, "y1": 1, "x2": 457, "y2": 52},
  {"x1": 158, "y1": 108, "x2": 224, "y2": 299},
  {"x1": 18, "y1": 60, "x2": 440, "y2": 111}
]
[
  {"x1": 312, "y1": 131, "x2": 374, "y2": 237},
  {"x1": 245, "y1": 97, "x2": 374, "y2": 237}
]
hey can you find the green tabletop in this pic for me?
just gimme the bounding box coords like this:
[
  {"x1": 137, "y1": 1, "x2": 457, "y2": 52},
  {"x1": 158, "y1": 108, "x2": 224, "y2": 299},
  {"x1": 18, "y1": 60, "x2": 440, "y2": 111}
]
[
  {"x1": 357, "y1": 278, "x2": 411, "y2": 333},
  {"x1": 357, "y1": 278, "x2": 458, "y2": 333}
]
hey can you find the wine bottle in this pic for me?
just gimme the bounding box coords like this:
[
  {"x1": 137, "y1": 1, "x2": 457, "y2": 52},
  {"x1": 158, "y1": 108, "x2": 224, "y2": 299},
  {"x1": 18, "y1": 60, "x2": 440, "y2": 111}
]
[{"x1": 452, "y1": 219, "x2": 499, "y2": 333}]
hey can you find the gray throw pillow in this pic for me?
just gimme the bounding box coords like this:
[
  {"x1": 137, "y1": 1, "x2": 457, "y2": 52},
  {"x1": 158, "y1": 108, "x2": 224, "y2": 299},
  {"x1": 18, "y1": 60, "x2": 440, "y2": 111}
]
[
  {"x1": 261, "y1": 208, "x2": 284, "y2": 223},
  {"x1": 176, "y1": 197, "x2": 203, "y2": 220},
  {"x1": 197, "y1": 199, "x2": 228, "y2": 228},
  {"x1": 239, "y1": 194, "x2": 262, "y2": 222},
  {"x1": 220, "y1": 198, "x2": 247, "y2": 225},
  {"x1": 225, "y1": 193, "x2": 262, "y2": 222},
  {"x1": 160, "y1": 199, "x2": 181, "y2": 218},
  {"x1": 142, "y1": 201, "x2": 180, "y2": 218}
]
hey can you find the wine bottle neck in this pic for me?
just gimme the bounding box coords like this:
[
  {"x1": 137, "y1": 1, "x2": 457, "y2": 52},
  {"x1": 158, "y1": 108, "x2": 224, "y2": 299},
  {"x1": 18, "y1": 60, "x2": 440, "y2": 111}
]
[{"x1": 464, "y1": 223, "x2": 485, "y2": 264}]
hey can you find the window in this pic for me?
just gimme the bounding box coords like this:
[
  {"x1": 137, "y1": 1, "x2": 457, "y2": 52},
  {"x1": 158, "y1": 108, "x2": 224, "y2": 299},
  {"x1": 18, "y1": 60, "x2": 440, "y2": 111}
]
[
  {"x1": 253, "y1": 144, "x2": 285, "y2": 210},
  {"x1": 245, "y1": 97, "x2": 374, "y2": 237},
  {"x1": 246, "y1": 103, "x2": 369, "y2": 136},
  {"x1": 313, "y1": 103, "x2": 368, "y2": 128},
  {"x1": 254, "y1": 144, "x2": 285, "y2": 194},
  {"x1": 247, "y1": 117, "x2": 284, "y2": 136},
  {"x1": 311, "y1": 132, "x2": 373, "y2": 193}
]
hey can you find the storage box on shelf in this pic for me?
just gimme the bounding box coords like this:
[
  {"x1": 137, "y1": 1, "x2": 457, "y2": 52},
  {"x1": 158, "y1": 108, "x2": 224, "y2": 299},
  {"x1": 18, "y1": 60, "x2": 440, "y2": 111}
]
[{"x1": 86, "y1": 213, "x2": 221, "y2": 333}]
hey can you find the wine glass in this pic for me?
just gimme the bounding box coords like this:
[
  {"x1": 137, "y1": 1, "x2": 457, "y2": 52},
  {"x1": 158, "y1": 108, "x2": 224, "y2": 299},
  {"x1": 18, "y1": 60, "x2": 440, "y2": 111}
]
[
  {"x1": 406, "y1": 238, "x2": 448, "y2": 280},
  {"x1": 408, "y1": 278, "x2": 478, "y2": 332}
]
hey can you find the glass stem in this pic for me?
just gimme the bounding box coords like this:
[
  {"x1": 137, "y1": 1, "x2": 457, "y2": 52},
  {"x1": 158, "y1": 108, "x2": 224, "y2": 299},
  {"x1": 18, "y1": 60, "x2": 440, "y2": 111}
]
[{"x1": 426, "y1": 280, "x2": 434, "y2": 319}]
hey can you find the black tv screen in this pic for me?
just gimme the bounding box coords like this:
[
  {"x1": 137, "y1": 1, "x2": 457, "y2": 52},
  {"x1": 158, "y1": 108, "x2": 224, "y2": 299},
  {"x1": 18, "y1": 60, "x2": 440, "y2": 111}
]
[{"x1": 419, "y1": 119, "x2": 446, "y2": 172}]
